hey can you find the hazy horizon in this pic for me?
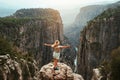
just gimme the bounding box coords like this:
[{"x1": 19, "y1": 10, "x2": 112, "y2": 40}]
[{"x1": 0, "y1": 0, "x2": 119, "y2": 26}]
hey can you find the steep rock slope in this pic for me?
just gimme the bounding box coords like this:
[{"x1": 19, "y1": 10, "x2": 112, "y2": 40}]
[
  {"x1": 0, "y1": 54, "x2": 38, "y2": 80},
  {"x1": 65, "y1": 1, "x2": 120, "y2": 46},
  {"x1": 77, "y1": 6, "x2": 120, "y2": 80},
  {"x1": 61, "y1": 36, "x2": 76, "y2": 70},
  {"x1": 0, "y1": 37, "x2": 76, "y2": 80},
  {"x1": 0, "y1": 8, "x2": 76, "y2": 69},
  {"x1": 64, "y1": 5, "x2": 107, "y2": 46},
  {"x1": 0, "y1": 8, "x2": 63, "y2": 68},
  {"x1": 0, "y1": 54, "x2": 83, "y2": 80}
]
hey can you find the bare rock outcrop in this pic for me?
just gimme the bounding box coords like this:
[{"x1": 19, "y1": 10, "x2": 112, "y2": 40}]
[
  {"x1": 91, "y1": 68, "x2": 102, "y2": 80},
  {"x1": 0, "y1": 54, "x2": 38, "y2": 80},
  {"x1": 35, "y1": 62, "x2": 84, "y2": 80}
]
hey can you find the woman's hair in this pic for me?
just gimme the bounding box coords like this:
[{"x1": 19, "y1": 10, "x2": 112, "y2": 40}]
[
  {"x1": 52, "y1": 40, "x2": 60, "y2": 47},
  {"x1": 54, "y1": 40, "x2": 60, "y2": 45}
]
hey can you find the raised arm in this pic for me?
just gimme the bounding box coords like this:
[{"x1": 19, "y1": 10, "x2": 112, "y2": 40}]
[
  {"x1": 59, "y1": 45, "x2": 70, "y2": 49},
  {"x1": 44, "y1": 43, "x2": 52, "y2": 47}
]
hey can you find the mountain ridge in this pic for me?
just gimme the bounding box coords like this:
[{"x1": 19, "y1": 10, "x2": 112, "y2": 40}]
[
  {"x1": 77, "y1": 5, "x2": 120, "y2": 80},
  {"x1": 0, "y1": 8, "x2": 64, "y2": 68},
  {"x1": 64, "y1": 1, "x2": 120, "y2": 46}
]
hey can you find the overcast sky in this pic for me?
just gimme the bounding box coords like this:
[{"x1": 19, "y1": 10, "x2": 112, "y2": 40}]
[
  {"x1": 0, "y1": 0, "x2": 119, "y2": 25},
  {"x1": 0, "y1": 0, "x2": 119, "y2": 9}
]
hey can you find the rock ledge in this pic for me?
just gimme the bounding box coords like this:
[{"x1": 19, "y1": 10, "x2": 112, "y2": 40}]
[{"x1": 35, "y1": 62, "x2": 84, "y2": 80}]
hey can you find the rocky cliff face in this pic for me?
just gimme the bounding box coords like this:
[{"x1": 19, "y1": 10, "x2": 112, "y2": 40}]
[
  {"x1": 0, "y1": 36, "x2": 78, "y2": 80},
  {"x1": 0, "y1": 54, "x2": 83, "y2": 80},
  {"x1": 0, "y1": 8, "x2": 76, "y2": 70},
  {"x1": 91, "y1": 68, "x2": 102, "y2": 80},
  {"x1": 64, "y1": 5, "x2": 107, "y2": 46},
  {"x1": 77, "y1": 6, "x2": 120, "y2": 80},
  {"x1": 64, "y1": 1, "x2": 120, "y2": 46},
  {"x1": 60, "y1": 36, "x2": 76, "y2": 70},
  {"x1": 0, "y1": 8, "x2": 64, "y2": 68},
  {"x1": 0, "y1": 54, "x2": 38, "y2": 80}
]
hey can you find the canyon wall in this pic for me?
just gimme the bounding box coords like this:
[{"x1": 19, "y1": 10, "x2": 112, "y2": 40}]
[
  {"x1": 64, "y1": 1, "x2": 120, "y2": 46},
  {"x1": 77, "y1": 6, "x2": 120, "y2": 80},
  {"x1": 0, "y1": 8, "x2": 64, "y2": 68}
]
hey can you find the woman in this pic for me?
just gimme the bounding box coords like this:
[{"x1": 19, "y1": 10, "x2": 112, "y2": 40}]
[{"x1": 44, "y1": 40, "x2": 70, "y2": 70}]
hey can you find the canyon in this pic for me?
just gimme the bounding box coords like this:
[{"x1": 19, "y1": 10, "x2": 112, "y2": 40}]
[
  {"x1": 64, "y1": 1, "x2": 120, "y2": 46},
  {"x1": 0, "y1": 8, "x2": 76, "y2": 79},
  {"x1": 0, "y1": 1, "x2": 120, "y2": 80}
]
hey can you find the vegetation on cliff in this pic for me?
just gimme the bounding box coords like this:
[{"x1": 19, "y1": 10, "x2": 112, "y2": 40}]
[
  {"x1": 0, "y1": 8, "x2": 74, "y2": 69},
  {"x1": 13, "y1": 8, "x2": 60, "y2": 20},
  {"x1": 0, "y1": 36, "x2": 33, "y2": 61},
  {"x1": 0, "y1": 36, "x2": 13, "y2": 55},
  {"x1": 87, "y1": 6, "x2": 120, "y2": 27},
  {"x1": 111, "y1": 47, "x2": 120, "y2": 80},
  {"x1": 77, "y1": 5, "x2": 120, "y2": 80}
]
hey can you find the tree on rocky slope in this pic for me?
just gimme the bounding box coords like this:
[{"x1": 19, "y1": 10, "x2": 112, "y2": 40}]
[{"x1": 111, "y1": 47, "x2": 120, "y2": 80}]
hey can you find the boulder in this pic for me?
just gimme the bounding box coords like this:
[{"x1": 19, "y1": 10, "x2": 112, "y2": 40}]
[{"x1": 35, "y1": 62, "x2": 84, "y2": 80}]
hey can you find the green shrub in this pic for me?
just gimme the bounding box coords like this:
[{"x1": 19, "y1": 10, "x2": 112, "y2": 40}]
[
  {"x1": 0, "y1": 37, "x2": 13, "y2": 55},
  {"x1": 0, "y1": 37, "x2": 33, "y2": 61},
  {"x1": 111, "y1": 47, "x2": 120, "y2": 80}
]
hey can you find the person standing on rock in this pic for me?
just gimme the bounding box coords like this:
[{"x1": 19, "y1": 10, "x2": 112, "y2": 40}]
[{"x1": 44, "y1": 40, "x2": 70, "y2": 70}]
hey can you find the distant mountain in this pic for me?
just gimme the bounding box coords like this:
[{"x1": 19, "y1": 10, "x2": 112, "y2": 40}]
[
  {"x1": 64, "y1": 5, "x2": 107, "y2": 46},
  {"x1": 64, "y1": 1, "x2": 120, "y2": 46},
  {"x1": 73, "y1": 5, "x2": 106, "y2": 27}
]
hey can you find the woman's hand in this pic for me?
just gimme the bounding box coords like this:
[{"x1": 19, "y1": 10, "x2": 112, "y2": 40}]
[
  {"x1": 44, "y1": 43, "x2": 52, "y2": 46},
  {"x1": 44, "y1": 43, "x2": 47, "y2": 46}
]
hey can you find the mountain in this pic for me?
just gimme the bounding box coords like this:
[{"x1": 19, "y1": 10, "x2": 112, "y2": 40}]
[
  {"x1": 64, "y1": 1, "x2": 120, "y2": 46},
  {"x1": 0, "y1": 54, "x2": 39, "y2": 80},
  {"x1": 0, "y1": 8, "x2": 62, "y2": 67},
  {"x1": 0, "y1": 8, "x2": 77, "y2": 79},
  {"x1": 64, "y1": 5, "x2": 107, "y2": 46},
  {"x1": 0, "y1": 8, "x2": 76, "y2": 70},
  {"x1": 73, "y1": 5, "x2": 106, "y2": 27},
  {"x1": 77, "y1": 5, "x2": 120, "y2": 80}
]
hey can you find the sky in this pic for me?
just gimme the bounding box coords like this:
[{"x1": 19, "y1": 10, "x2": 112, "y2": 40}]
[
  {"x1": 0, "y1": 0, "x2": 119, "y2": 26},
  {"x1": 0, "y1": 0, "x2": 119, "y2": 9}
]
